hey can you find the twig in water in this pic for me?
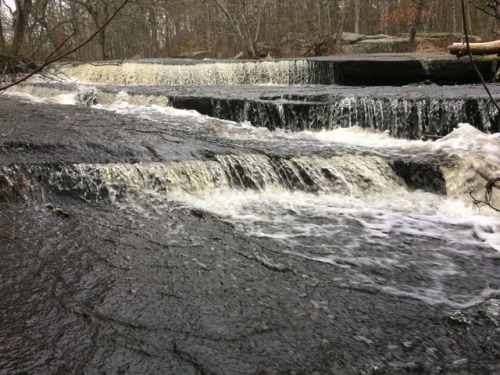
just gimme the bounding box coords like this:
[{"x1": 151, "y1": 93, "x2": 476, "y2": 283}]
[
  {"x1": 470, "y1": 176, "x2": 500, "y2": 212},
  {"x1": 0, "y1": 228, "x2": 29, "y2": 250}
]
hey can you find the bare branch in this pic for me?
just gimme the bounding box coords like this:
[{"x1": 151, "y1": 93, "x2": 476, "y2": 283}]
[
  {"x1": 0, "y1": 0, "x2": 130, "y2": 92},
  {"x1": 2, "y1": 0, "x2": 14, "y2": 16},
  {"x1": 471, "y1": 169, "x2": 500, "y2": 212},
  {"x1": 469, "y1": 0, "x2": 498, "y2": 18},
  {"x1": 212, "y1": 0, "x2": 244, "y2": 38},
  {"x1": 460, "y1": 0, "x2": 500, "y2": 113}
]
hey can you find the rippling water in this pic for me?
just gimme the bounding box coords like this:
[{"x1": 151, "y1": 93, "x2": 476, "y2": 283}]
[
  {"x1": 88, "y1": 96, "x2": 500, "y2": 309},
  {"x1": 2, "y1": 84, "x2": 500, "y2": 374}
]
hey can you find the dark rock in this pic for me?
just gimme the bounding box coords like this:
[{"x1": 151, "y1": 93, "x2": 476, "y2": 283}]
[
  {"x1": 177, "y1": 51, "x2": 215, "y2": 59},
  {"x1": 391, "y1": 161, "x2": 447, "y2": 194}
]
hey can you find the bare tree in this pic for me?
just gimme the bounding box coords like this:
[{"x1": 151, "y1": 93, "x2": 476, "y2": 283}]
[
  {"x1": 1, "y1": 0, "x2": 499, "y2": 66},
  {"x1": 212, "y1": 0, "x2": 269, "y2": 58},
  {"x1": 10, "y1": 0, "x2": 34, "y2": 57},
  {"x1": 335, "y1": 0, "x2": 347, "y2": 49},
  {"x1": 1, "y1": 0, "x2": 130, "y2": 91},
  {"x1": 0, "y1": 2, "x2": 6, "y2": 51},
  {"x1": 72, "y1": 0, "x2": 112, "y2": 60}
]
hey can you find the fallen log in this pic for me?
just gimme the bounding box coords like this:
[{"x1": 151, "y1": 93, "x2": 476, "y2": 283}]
[{"x1": 448, "y1": 39, "x2": 500, "y2": 57}]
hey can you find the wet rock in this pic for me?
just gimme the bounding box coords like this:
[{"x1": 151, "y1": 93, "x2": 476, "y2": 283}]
[
  {"x1": 341, "y1": 32, "x2": 366, "y2": 44},
  {"x1": 0, "y1": 83, "x2": 499, "y2": 375},
  {"x1": 391, "y1": 161, "x2": 446, "y2": 194}
]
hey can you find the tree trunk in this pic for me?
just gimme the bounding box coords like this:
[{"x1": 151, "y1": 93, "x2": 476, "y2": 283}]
[
  {"x1": 334, "y1": 0, "x2": 346, "y2": 49},
  {"x1": 380, "y1": 0, "x2": 389, "y2": 34},
  {"x1": 354, "y1": 0, "x2": 360, "y2": 34},
  {"x1": 0, "y1": 15, "x2": 5, "y2": 51},
  {"x1": 491, "y1": 1, "x2": 500, "y2": 37},
  {"x1": 11, "y1": 0, "x2": 34, "y2": 57},
  {"x1": 97, "y1": 5, "x2": 110, "y2": 60},
  {"x1": 149, "y1": 7, "x2": 159, "y2": 56},
  {"x1": 99, "y1": 31, "x2": 108, "y2": 60},
  {"x1": 409, "y1": 0, "x2": 425, "y2": 50},
  {"x1": 451, "y1": 0, "x2": 457, "y2": 33}
]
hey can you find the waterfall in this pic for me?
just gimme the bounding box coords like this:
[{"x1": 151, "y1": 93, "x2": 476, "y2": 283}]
[
  {"x1": 0, "y1": 154, "x2": 401, "y2": 201},
  {"x1": 210, "y1": 96, "x2": 499, "y2": 137},
  {"x1": 8, "y1": 82, "x2": 499, "y2": 138},
  {"x1": 8, "y1": 55, "x2": 500, "y2": 138},
  {"x1": 56, "y1": 60, "x2": 313, "y2": 86},
  {"x1": 2, "y1": 53, "x2": 500, "y2": 375},
  {"x1": 3, "y1": 150, "x2": 488, "y2": 205}
]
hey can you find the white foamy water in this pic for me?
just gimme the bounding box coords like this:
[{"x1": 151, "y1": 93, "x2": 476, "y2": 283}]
[
  {"x1": 168, "y1": 188, "x2": 500, "y2": 308},
  {"x1": 5, "y1": 87, "x2": 500, "y2": 308},
  {"x1": 99, "y1": 94, "x2": 500, "y2": 166},
  {"x1": 299, "y1": 123, "x2": 500, "y2": 167},
  {"x1": 102, "y1": 101, "x2": 500, "y2": 307},
  {"x1": 7, "y1": 87, "x2": 500, "y2": 222}
]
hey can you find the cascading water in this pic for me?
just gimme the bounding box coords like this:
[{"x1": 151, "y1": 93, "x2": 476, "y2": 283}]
[
  {"x1": 2, "y1": 58, "x2": 500, "y2": 374},
  {"x1": 0, "y1": 154, "x2": 405, "y2": 200},
  {"x1": 56, "y1": 59, "x2": 313, "y2": 86},
  {"x1": 8, "y1": 80, "x2": 500, "y2": 137}
]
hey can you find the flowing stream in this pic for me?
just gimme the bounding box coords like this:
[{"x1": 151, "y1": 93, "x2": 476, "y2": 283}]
[{"x1": 2, "y1": 60, "x2": 500, "y2": 374}]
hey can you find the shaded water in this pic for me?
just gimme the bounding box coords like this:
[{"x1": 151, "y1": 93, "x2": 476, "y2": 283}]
[{"x1": 1, "y1": 62, "x2": 500, "y2": 374}]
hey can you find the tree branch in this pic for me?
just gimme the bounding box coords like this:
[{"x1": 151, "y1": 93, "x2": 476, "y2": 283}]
[
  {"x1": 471, "y1": 168, "x2": 500, "y2": 212},
  {"x1": 469, "y1": 0, "x2": 498, "y2": 18},
  {"x1": 0, "y1": 0, "x2": 130, "y2": 92},
  {"x1": 460, "y1": 0, "x2": 500, "y2": 113},
  {"x1": 212, "y1": 0, "x2": 243, "y2": 38}
]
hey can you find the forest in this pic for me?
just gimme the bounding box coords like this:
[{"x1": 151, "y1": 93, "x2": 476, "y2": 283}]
[{"x1": 0, "y1": 0, "x2": 499, "y2": 68}]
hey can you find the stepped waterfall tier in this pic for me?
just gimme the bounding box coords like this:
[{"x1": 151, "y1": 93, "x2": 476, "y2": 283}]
[
  {"x1": 1, "y1": 56, "x2": 500, "y2": 374},
  {"x1": 11, "y1": 80, "x2": 500, "y2": 138},
  {"x1": 56, "y1": 55, "x2": 495, "y2": 86}
]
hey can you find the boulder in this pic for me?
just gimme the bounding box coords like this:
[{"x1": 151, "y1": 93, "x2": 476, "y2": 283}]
[
  {"x1": 255, "y1": 42, "x2": 281, "y2": 58},
  {"x1": 341, "y1": 32, "x2": 366, "y2": 44},
  {"x1": 343, "y1": 38, "x2": 411, "y2": 54},
  {"x1": 177, "y1": 51, "x2": 215, "y2": 59}
]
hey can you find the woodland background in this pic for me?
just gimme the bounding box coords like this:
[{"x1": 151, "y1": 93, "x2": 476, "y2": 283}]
[{"x1": 0, "y1": 0, "x2": 499, "y2": 66}]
